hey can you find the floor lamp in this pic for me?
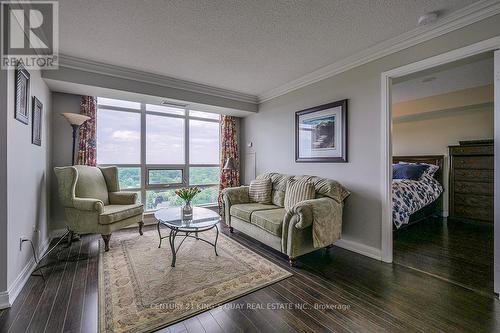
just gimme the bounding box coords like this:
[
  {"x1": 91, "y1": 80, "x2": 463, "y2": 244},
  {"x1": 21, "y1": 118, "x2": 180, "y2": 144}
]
[{"x1": 61, "y1": 113, "x2": 90, "y2": 165}]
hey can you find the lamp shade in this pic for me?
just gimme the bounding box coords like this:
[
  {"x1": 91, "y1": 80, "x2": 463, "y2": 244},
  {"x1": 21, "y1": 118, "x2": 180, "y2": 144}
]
[
  {"x1": 61, "y1": 113, "x2": 90, "y2": 126},
  {"x1": 223, "y1": 157, "x2": 236, "y2": 171}
]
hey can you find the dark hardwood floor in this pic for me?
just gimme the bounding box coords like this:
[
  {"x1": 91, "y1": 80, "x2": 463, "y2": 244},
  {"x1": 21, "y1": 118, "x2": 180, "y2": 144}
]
[
  {"x1": 394, "y1": 217, "x2": 494, "y2": 296},
  {"x1": 1, "y1": 223, "x2": 499, "y2": 333}
]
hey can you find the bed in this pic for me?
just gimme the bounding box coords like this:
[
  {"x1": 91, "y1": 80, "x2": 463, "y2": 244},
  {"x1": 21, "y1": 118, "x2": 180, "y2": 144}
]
[{"x1": 392, "y1": 155, "x2": 444, "y2": 230}]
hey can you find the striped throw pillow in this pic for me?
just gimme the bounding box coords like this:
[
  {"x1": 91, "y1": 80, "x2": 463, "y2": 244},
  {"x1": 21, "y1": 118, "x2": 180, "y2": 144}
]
[
  {"x1": 249, "y1": 178, "x2": 272, "y2": 204},
  {"x1": 284, "y1": 179, "x2": 315, "y2": 211}
]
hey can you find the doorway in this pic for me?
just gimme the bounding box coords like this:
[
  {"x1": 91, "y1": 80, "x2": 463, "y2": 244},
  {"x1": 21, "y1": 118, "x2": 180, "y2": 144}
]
[{"x1": 380, "y1": 36, "x2": 500, "y2": 298}]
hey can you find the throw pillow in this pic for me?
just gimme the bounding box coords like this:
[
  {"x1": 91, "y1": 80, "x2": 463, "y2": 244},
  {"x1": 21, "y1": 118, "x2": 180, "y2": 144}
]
[
  {"x1": 284, "y1": 179, "x2": 315, "y2": 211},
  {"x1": 249, "y1": 178, "x2": 272, "y2": 204}
]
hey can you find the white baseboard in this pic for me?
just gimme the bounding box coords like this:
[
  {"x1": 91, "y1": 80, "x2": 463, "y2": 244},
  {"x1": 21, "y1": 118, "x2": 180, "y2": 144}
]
[
  {"x1": 334, "y1": 238, "x2": 382, "y2": 261},
  {"x1": 0, "y1": 237, "x2": 51, "y2": 310},
  {"x1": 0, "y1": 290, "x2": 9, "y2": 309}
]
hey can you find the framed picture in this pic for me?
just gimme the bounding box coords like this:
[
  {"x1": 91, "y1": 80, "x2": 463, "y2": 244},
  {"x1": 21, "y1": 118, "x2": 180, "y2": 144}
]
[
  {"x1": 14, "y1": 63, "x2": 30, "y2": 125},
  {"x1": 295, "y1": 99, "x2": 348, "y2": 163},
  {"x1": 32, "y1": 97, "x2": 43, "y2": 146}
]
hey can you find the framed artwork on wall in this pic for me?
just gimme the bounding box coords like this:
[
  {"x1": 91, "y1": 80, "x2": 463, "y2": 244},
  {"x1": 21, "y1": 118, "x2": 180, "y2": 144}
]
[
  {"x1": 32, "y1": 97, "x2": 43, "y2": 146},
  {"x1": 295, "y1": 99, "x2": 348, "y2": 163},
  {"x1": 14, "y1": 63, "x2": 30, "y2": 125}
]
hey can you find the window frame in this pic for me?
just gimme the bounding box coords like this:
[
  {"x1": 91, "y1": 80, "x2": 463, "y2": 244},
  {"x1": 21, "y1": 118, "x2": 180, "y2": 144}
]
[{"x1": 97, "y1": 99, "x2": 220, "y2": 211}]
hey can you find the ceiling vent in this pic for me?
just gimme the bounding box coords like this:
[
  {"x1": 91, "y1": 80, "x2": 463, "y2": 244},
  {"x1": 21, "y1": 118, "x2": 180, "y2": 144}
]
[
  {"x1": 422, "y1": 76, "x2": 437, "y2": 83},
  {"x1": 161, "y1": 100, "x2": 188, "y2": 108}
]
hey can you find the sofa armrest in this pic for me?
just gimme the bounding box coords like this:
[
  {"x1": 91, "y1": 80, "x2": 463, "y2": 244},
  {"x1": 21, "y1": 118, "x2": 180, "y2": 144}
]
[
  {"x1": 285, "y1": 197, "x2": 335, "y2": 230},
  {"x1": 222, "y1": 186, "x2": 250, "y2": 225},
  {"x1": 222, "y1": 186, "x2": 250, "y2": 205},
  {"x1": 73, "y1": 197, "x2": 104, "y2": 213},
  {"x1": 109, "y1": 191, "x2": 138, "y2": 205}
]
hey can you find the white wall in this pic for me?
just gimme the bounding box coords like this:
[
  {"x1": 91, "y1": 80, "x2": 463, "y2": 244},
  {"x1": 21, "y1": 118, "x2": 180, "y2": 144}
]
[
  {"x1": 4, "y1": 68, "x2": 52, "y2": 300},
  {"x1": 242, "y1": 15, "x2": 500, "y2": 252},
  {"x1": 393, "y1": 106, "x2": 494, "y2": 215},
  {"x1": 50, "y1": 92, "x2": 81, "y2": 231},
  {"x1": 0, "y1": 68, "x2": 8, "y2": 300}
]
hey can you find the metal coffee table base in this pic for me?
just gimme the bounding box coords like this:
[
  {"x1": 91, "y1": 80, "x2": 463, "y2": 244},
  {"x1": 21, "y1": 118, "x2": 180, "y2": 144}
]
[{"x1": 157, "y1": 223, "x2": 219, "y2": 267}]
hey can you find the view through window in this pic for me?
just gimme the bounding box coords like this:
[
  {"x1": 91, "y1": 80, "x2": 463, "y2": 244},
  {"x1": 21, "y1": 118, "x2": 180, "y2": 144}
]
[{"x1": 96, "y1": 98, "x2": 220, "y2": 211}]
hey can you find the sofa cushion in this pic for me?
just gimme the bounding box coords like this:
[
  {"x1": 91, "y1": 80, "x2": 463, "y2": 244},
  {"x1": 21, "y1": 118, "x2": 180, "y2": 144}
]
[
  {"x1": 284, "y1": 178, "x2": 315, "y2": 211},
  {"x1": 271, "y1": 190, "x2": 285, "y2": 207},
  {"x1": 99, "y1": 204, "x2": 144, "y2": 225},
  {"x1": 251, "y1": 208, "x2": 286, "y2": 236},
  {"x1": 249, "y1": 178, "x2": 272, "y2": 204},
  {"x1": 230, "y1": 203, "x2": 279, "y2": 222}
]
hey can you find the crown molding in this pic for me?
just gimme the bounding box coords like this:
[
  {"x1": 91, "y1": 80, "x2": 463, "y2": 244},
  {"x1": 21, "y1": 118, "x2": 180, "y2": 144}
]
[
  {"x1": 57, "y1": 54, "x2": 259, "y2": 105},
  {"x1": 258, "y1": 0, "x2": 500, "y2": 103}
]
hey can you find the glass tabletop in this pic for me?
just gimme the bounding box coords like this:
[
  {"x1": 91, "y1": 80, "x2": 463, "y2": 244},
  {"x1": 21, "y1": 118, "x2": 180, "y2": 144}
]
[{"x1": 154, "y1": 206, "x2": 220, "y2": 229}]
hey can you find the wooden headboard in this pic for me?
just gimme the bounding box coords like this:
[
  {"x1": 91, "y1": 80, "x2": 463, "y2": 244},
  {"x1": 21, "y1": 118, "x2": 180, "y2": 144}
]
[{"x1": 392, "y1": 155, "x2": 445, "y2": 185}]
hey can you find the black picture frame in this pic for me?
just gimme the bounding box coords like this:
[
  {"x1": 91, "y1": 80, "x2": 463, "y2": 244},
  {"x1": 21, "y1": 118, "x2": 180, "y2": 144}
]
[
  {"x1": 32, "y1": 97, "x2": 43, "y2": 146},
  {"x1": 14, "y1": 63, "x2": 30, "y2": 125},
  {"x1": 295, "y1": 99, "x2": 348, "y2": 163}
]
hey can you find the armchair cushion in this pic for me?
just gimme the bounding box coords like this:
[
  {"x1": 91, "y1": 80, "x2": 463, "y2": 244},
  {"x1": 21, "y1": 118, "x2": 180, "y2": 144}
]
[
  {"x1": 99, "y1": 204, "x2": 144, "y2": 225},
  {"x1": 251, "y1": 208, "x2": 286, "y2": 236},
  {"x1": 74, "y1": 165, "x2": 110, "y2": 205},
  {"x1": 230, "y1": 203, "x2": 279, "y2": 222}
]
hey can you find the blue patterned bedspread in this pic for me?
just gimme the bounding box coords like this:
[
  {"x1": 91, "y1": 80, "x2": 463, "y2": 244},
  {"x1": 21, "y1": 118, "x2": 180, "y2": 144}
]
[{"x1": 392, "y1": 176, "x2": 443, "y2": 229}]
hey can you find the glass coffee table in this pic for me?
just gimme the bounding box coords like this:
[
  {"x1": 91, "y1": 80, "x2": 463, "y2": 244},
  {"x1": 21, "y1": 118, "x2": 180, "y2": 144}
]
[{"x1": 154, "y1": 206, "x2": 221, "y2": 267}]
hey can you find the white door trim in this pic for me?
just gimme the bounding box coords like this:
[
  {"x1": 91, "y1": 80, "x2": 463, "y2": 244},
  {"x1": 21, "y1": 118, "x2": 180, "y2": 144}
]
[
  {"x1": 494, "y1": 49, "x2": 500, "y2": 297},
  {"x1": 380, "y1": 36, "x2": 500, "y2": 266}
]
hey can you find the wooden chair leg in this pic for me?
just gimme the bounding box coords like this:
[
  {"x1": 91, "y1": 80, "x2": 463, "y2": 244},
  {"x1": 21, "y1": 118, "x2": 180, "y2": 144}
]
[
  {"x1": 138, "y1": 221, "x2": 144, "y2": 236},
  {"x1": 66, "y1": 230, "x2": 74, "y2": 248},
  {"x1": 102, "y1": 234, "x2": 111, "y2": 252}
]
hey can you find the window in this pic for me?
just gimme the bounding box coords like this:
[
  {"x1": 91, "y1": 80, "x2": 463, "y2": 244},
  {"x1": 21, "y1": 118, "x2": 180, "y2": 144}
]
[
  {"x1": 189, "y1": 120, "x2": 219, "y2": 164},
  {"x1": 96, "y1": 97, "x2": 221, "y2": 211},
  {"x1": 97, "y1": 109, "x2": 141, "y2": 164},
  {"x1": 147, "y1": 169, "x2": 183, "y2": 186},
  {"x1": 146, "y1": 114, "x2": 184, "y2": 164}
]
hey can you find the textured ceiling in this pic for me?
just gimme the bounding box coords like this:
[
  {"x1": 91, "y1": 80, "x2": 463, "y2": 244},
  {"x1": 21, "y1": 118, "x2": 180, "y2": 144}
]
[
  {"x1": 58, "y1": 0, "x2": 478, "y2": 96},
  {"x1": 392, "y1": 54, "x2": 493, "y2": 103}
]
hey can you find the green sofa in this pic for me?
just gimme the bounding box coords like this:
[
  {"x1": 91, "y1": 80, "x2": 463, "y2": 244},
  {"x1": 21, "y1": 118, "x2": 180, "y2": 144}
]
[
  {"x1": 222, "y1": 173, "x2": 349, "y2": 265},
  {"x1": 54, "y1": 165, "x2": 144, "y2": 251}
]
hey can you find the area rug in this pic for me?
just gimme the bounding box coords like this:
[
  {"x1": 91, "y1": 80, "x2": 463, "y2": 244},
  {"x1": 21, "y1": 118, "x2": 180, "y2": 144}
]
[{"x1": 99, "y1": 228, "x2": 291, "y2": 333}]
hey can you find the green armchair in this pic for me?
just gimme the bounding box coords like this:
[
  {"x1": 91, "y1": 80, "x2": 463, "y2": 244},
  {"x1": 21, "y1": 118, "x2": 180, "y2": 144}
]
[{"x1": 54, "y1": 165, "x2": 144, "y2": 251}]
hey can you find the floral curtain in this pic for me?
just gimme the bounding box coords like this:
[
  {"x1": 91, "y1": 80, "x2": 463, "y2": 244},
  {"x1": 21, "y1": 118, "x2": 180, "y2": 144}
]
[
  {"x1": 219, "y1": 115, "x2": 240, "y2": 208},
  {"x1": 76, "y1": 96, "x2": 97, "y2": 166}
]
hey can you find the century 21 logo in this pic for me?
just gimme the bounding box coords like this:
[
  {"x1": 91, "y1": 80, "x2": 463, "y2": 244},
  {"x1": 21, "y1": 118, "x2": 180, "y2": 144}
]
[{"x1": 1, "y1": 1, "x2": 57, "y2": 56}]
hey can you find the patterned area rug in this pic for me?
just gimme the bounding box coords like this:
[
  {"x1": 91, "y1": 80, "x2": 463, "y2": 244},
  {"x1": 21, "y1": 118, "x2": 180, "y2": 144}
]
[{"x1": 99, "y1": 227, "x2": 291, "y2": 333}]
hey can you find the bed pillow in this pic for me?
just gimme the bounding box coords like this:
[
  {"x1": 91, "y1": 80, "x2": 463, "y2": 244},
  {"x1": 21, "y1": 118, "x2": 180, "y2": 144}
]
[
  {"x1": 399, "y1": 161, "x2": 439, "y2": 178},
  {"x1": 393, "y1": 163, "x2": 430, "y2": 181},
  {"x1": 249, "y1": 178, "x2": 272, "y2": 204}
]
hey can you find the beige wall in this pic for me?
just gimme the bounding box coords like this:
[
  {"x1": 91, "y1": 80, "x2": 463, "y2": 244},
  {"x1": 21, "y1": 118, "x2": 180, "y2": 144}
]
[
  {"x1": 393, "y1": 106, "x2": 494, "y2": 215},
  {"x1": 242, "y1": 14, "x2": 500, "y2": 251},
  {"x1": 393, "y1": 84, "x2": 493, "y2": 118}
]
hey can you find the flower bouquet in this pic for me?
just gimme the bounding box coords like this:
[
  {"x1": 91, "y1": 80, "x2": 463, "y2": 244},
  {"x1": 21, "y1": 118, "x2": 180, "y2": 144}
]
[{"x1": 175, "y1": 187, "x2": 201, "y2": 218}]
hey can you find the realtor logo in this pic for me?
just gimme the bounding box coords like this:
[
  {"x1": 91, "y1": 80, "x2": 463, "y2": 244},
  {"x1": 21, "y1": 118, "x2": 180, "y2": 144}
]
[{"x1": 1, "y1": 1, "x2": 58, "y2": 69}]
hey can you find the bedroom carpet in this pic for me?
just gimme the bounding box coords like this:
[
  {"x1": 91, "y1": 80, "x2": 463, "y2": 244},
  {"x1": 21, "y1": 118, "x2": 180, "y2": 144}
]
[
  {"x1": 98, "y1": 228, "x2": 291, "y2": 333},
  {"x1": 394, "y1": 217, "x2": 494, "y2": 296}
]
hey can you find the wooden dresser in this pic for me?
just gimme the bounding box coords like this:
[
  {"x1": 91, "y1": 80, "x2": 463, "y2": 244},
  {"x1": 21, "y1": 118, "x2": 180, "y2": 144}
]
[{"x1": 449, "y1": 140, "x2": 494, "y2": 223}]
